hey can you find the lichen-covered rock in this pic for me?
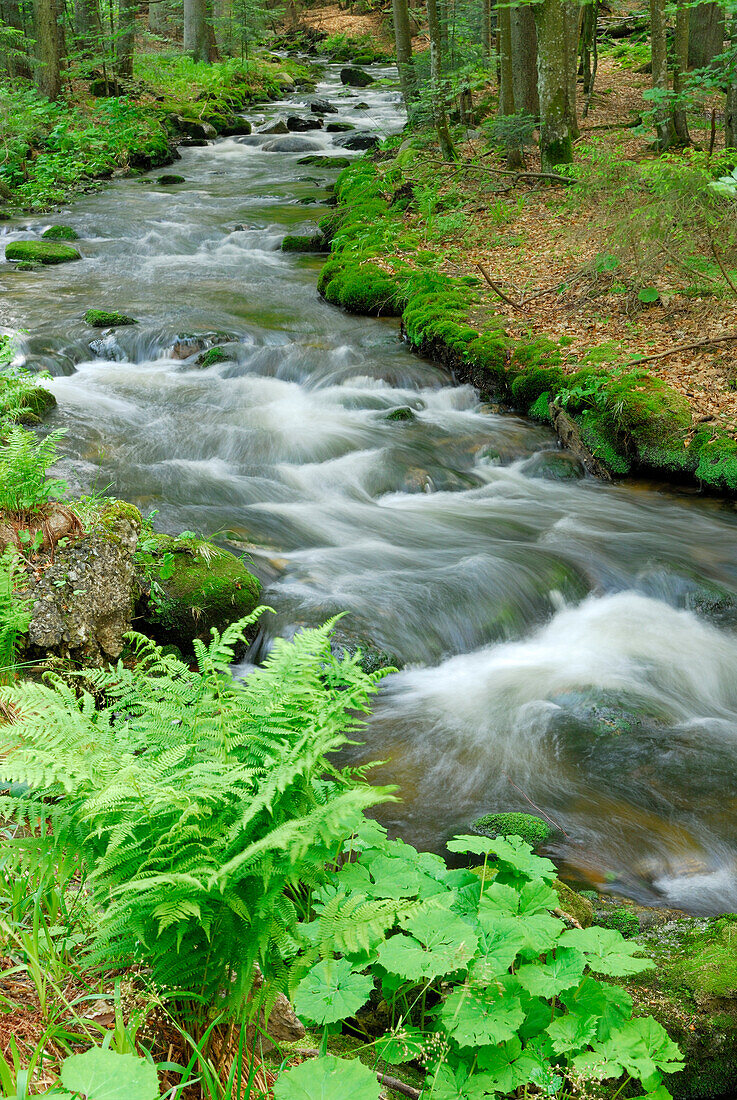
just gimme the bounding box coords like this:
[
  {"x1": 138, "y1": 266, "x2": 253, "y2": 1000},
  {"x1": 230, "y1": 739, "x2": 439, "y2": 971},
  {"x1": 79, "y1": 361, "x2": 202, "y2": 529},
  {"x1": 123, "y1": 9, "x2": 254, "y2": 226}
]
[
  {"x1": 627, "y1": 916, "x2": 737, "y2": 1099},
  {"x1": 6, "y1": 240, "x2": 81, "y2": 265},
  {"x1": 23, "y1": 500, "x2": 141, "y2": 664},
  {"x1": 84, "y1": 309, "x2": 138, "y2": 327},
  {"x1": 136, "y1": 533, "x2": 262, "y2": 651},
  {"x1": 42, "y1": 225, "x2": 78, "y2": 240}
]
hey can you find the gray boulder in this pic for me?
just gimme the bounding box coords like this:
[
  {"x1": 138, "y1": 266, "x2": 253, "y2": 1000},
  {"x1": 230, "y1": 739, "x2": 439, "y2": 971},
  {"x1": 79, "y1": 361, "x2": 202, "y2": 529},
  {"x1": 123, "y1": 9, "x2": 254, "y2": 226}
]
[
  {"x1": 262, "y1": 136, "x2": 323, "y2": 152},
  {"x1": 340, "y1": 66, "x2": 375, "y2": 88}
]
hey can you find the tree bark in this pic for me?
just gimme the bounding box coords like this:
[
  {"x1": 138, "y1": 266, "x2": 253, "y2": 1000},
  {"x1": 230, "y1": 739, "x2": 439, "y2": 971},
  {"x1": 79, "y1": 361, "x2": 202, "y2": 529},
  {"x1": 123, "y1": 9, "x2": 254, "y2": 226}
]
[
  {"x1": 426, "y1": 0, "x2": 456, "y2": 159},
  {"x1": 148, "y1": 0, "x2": 167, "y2": 33},
  {"x1": 115, "y1": 0, "x2": 137, "y2": 76},
  {"x1": 650, "y1": 0, "x2": 676, "y2": 150},
  {"x1": 0, "y1": 0, "x2": 32, "y2": 76},
  {"x1": 498, "y1": 0, "x2": 524, "y2": 167},
  {"x1": 673, "y1": 2, "x2": 690, "y2": 144},
  {"x1": 510, "y1": 3, "x2": 538, "y2": 116},
  {"x1": 688, "y1": 1, "x2": 725, "y2": 69},
  {"x1": 480, "y1": 0, "x2": 492, "y2": 65},
  {"x1": 33, "y1": 0, "x2": 62, "y2": 98},
  {"x1": 533, "y1": 0, "x2": 572, "y2": 170},
  {"x1": 184, "y1": 0, "x2": 208, "y2": 60},
  {"x1": 74, "y1": 0, "x2": 98, "y2": 49},
  {"x1": 391, "y1": 0, "x2": 416, "y2": 109},
  {"x1": 725, "y1": 17, "x2": 737, "y2": 150},
  {"x1": 563, "y1": 0, "x2": 580, "y2": 138}
]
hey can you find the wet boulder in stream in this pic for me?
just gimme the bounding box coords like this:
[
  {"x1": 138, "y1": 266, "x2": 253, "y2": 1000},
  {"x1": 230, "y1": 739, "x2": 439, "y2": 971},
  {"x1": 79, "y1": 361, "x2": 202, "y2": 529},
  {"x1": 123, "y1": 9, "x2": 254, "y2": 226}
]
[
  {"x1": 259, "y1": 119, "x2": 289, "y2": 134},
  {"x1": 333, "y1": 131, "x2": 380, "y2": 151},
  {"x1": 340, "y1": 66, "x2": 376, "y2": 88},
  {"x1": 169, "y1": 115, "x2": 217, "y2": 140},
  {"x1": 310, "y1": 98, "x2": 338, "y2": 114},
  {"x1": 286, "y1": 116, "x2": 322, "y2": 132},
  {"x1": 262, "y1": 136, "x2": 323, "y2": 153},
  {"x1": 5, "y1": 240, "x2": 81, "y2": 265}
]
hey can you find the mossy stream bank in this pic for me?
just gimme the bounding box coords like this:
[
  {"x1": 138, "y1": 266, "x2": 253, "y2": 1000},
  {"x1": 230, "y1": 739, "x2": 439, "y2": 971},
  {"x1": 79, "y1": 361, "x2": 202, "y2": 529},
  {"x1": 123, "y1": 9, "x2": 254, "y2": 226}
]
[{"x1": 314, "y1": 157, "x2": 737, "y2": 497}]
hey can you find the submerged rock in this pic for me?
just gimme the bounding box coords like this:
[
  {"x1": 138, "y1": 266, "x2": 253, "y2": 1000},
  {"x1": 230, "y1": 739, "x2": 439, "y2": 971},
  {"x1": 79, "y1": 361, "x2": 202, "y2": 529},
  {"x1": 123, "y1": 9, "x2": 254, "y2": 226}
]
[
  {"x1": 297, "y1": 154, "x2": 351, "y2": 168},
  {"x1": 385, "y1": 406, "x2": 416, "y2": 422},
  {"x1": 340, "y1": 66, "x2": 375, "y2": 88},
  {"x1": 520, "y1": 450, "x2": 586, "y2": 481},
  {"x1": 135, "y1": 533, "x2": 262, "y2": 651},
  {"x1": 165, "y1": 331, "x2": 235, "y2": 360},
  {"x1": 262, "y1": 136, "x2": 323, "y2": 152},
  {"x1": 41, "y1": 225, "x2": 78, "y2": 241},
  {"x1": 157, "y1": 173, "x2": 186, "y2": 185},
  {"x1": 326, "y1": 121, "x2": 355, "y2": 132},
  {"x1": 5, "y1": 240, "x2": 81, "y2": 265}
]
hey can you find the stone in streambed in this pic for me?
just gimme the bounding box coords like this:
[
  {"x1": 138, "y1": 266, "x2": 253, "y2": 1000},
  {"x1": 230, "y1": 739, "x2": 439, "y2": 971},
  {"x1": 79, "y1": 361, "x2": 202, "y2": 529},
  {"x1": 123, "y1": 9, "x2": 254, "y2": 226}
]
[
  {"x1": 310, "y1": 98, "x2": 338, "y2": 114},
  {"x1": 262, "y1": 136, "x2": 323, "y2": 153},
  {"x1": 297, "y1": 155, "x2": 351, "y2": 168},
  {"x1": 135, "y1": 532, "x2": 261, "y2": 652},
  {"x1": 169, "y1": 115, "x2": 217, "y2": 140},
  {"x1": 179, "y1": 137, "x2": 209, "y2": 147},
  {"x1": 42, "y1": 224, "x2": 78, "y2": 240},
  {"x1": 218, "y1": 117, "x2": 252, "y2": 136},
  {"x1": 340, "y1": 66, "x2": 375, "y2": 88},
  {"x1": 84, "y1": 309, "x2": 138, "y2": 328},
  {"x1": 334, "y1": 131, "x2": 379, "y2": 151},
  {"x1": 326, "y1": 122, "x2": 355, "y2": 132},
  {"x1": 281, "y1": 234, "x2": 326, "y2": 253},
  {"x1": 157, "y1": 173, "x2": 186, "y2": 185},
  {"x1": 287, "y1": 116, "x2": 322, "y2": 132},
  {"x1": 472, "y1": 811, "x2": 553, "y2": 849},
  {"x1": 520, "y1": 450, "x2": 585, "y2": 481},
  {"x1": 259, "y1": 119, "x2": 289, "y2": 134},
  {"x1": 5, "y1": 240, "x2": 81, "y2": 265},
  {"x1": 353, "y1": 102, "x2": 370, "y2": 110},
  {"x1": 385, "y1": 406, "x2": 416, "y2": 422}
]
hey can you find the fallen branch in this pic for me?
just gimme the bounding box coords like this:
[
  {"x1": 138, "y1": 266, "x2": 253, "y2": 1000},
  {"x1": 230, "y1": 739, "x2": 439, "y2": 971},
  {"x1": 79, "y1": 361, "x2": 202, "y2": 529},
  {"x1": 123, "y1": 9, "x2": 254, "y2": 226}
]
[
  {"x1": 476, "y1": 263, "x2": 528, "y2": 311},
  {"x1": 378, "y1": 1071, "x2": 422, "y2": 1099},
  {"x1": 426, "y1": 157, "x2": 573, "y2": 187},
  {"x1": 629, "y1": 332, "x2": 737, "y2": 365}
]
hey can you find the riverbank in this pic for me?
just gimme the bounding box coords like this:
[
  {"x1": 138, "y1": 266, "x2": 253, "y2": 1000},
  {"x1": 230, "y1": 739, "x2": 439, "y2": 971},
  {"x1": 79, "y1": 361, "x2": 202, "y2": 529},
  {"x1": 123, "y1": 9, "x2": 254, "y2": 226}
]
[{"x1": 0, "y1": 51, "x2": 319, "y2": 213}]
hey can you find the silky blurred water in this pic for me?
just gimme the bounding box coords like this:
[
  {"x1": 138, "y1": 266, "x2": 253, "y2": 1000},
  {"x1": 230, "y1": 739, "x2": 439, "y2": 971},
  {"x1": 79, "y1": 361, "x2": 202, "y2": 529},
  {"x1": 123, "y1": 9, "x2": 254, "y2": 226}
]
[{"x1": 3, "y1": 64, "x2": 737, "y2": 913}]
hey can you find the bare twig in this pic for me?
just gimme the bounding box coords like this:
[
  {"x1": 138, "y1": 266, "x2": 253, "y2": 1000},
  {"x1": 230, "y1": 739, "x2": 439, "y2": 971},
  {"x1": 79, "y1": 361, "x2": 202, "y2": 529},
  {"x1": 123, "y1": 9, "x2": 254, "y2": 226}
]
[
  {"x1": 628, "y1": 332, "x2": 737, "y2": 365},
  {"x1": 504, "y1": 775, "x2": 571, "y2": 840},
  {"x1": 708, "y1": 233, "x2": 737, "y2": 298},
  {"x1": 378, "y1": 1071, "x2": 422, "y2": 1099},
  {"x1": 476, "y1": 263, "x2": 528, "y2": 311},
  {"x1": 426, "y1": 157, "x2": 573, "y2": 186}
]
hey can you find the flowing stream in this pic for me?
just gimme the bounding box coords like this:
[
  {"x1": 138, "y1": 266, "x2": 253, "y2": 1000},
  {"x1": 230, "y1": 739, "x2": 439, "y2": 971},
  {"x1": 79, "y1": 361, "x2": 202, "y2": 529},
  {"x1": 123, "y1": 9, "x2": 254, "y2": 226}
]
[{"x1": 3, "y1": 64, "x2": 737, "y2": 915}]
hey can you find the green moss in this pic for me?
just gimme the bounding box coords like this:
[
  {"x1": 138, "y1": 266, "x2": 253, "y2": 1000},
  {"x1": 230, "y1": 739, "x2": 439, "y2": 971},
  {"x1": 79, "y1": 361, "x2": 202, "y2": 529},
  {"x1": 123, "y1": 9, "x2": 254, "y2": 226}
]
[
  {"x1": 511, "y1": 337, "x2": 562, "y2": 372},
  {"x1": 281, "y1": 234, "x2": 324, "y2": 253},
  {"x1": 600, "y1": 907, "x2": 640, "y2": 938},
  {"x1": 297, "y1": 155, "x2": 352, "y2": 168},
  {"x1": 322, "y1": 261, "x2": 401, "y2": 317},
  {"x1": 41, "y1": 224, "x2": 78, "y2": 240},
  {"x1": 84, "y1": 309, "x2": 138, "y2": 327},
  {"x1": 385, "y1": 406, "x2": 415, "y2": 422},
  {"x1": 528, "y1": 392, "x2": 552, "y2": 422},
  {"x1": 95, "y1": 499, "x2": 143, "y2": 545},
  {"x1": 136, "y1": 533, "x2": 262, "y2": 650},
  {"x1": 553, "y1": 880, "x2": 594, "y2": 928},
  {"x1": 6, "y1": 240, "x2": 81, "y2": 265},
  {"x1": 579, "y1": 411, "x2": 631, "y2": 475},
  {"x1": 472, "y1": 811, "x2": 553, "y2": 848},
  {"x1": 157, "y1": 173, "x2": 186, "y2": 185},
  {"x1": 693, "y1": 433, "x2": 737, "y2": 492},
  {"x1": 0, "y1": 374, "x2": 56, "y2": 424},
  {"x1": 15, "y1": 261, "x2": 34, "y2": 271},
  {"x1": 197, "y1": 347, "x2": 230, "y2": 368},
  {"x1": 510, "y1": 366, "x2": 565, "y2": 410}
]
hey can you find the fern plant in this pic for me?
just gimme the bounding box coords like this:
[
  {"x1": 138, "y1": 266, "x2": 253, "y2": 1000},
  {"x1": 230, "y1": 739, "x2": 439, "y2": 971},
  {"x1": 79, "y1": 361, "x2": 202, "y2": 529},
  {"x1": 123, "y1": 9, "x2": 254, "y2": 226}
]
[
  {"x1": 0, "y1": 549, "x2": 30, "y2": 685},
  {"x1": 0, "y1": 613, "x2": 393, "y2": 1027},
  {"x1": 0, "y1": 426, "x2": 68, "y2": 515}
]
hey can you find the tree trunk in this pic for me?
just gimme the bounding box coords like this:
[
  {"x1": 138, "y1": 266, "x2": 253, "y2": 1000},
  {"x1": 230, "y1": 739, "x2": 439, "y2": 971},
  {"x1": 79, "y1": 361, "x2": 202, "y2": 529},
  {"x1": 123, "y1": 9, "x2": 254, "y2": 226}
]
[
  {"x1": 391, "y1": 0, "x2": 416, "y2": 109},
  {"x1": 511, "y1": 3, "x2": 538, "y2": 116},
  {"x1": 74, "y1": 0, "x2": 98, "y2": 49},
  {"x1": 650, "y1": 0, "x2": 676, "y2": 150},
  {"x1": 725, "y1": 18, "x2": 737, "y2": 150},
  {"x1": 480, "y1": 0, "x2": 492, "y2": 65},
  {"x1": 148, "y1": 0, "x2": 167, "y2": 33},
  {"x1": 673, "y1": 3, "x2": 690, "y2": 144},
  {"x1": 689, "y1": 2, "x2": 725, "y2": 69},
  {"x1": 184, "y1": 0, "x2": 208, "y2": 60},
  {"x1": 426, "y1": 0, "x2": 456, "y2": 159},
  {"x1": 115, "y1": 0, "x2": 136, "y2": 76},
  {"x1": 563, "y1": 0, "x2": 580, "y2": 138},
  {"x1": 1, "y1": 0, "x2": 32, "y2": 76},
  {"x1": 498, "y1": 0, "x2": 524, "y2": 167},
  {"x1": 33, "y1": 0, "x2": 62, "y2": 98},
  {"x1": 533, "y1": 0, "x2": 572, "y2": 170}
]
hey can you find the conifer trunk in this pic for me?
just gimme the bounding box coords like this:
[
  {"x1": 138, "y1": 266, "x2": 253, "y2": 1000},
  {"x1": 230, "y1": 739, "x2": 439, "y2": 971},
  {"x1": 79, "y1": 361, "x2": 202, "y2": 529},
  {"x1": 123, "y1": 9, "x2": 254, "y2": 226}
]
[
  {"x1": 673, "y1": 2, "x2": 690, "y2": 144},
  {"x1": 34, "y1": 0, "x2": 63, "y2": 98},
  {"x1": 426, "y1": 0, "x2": 456, "y2": 160},
  {"x1": 115, "y1": 0, "x2": 137, "y2": 77},
  {"x1": 391, "y1": 0, "x2": 416, "y2": 109},
  {"x1": 498, "y1": 1, "x2": 524, "y2": 167},
  {"x1": 511, "y1": 3, "x2": 538, "y2": 117},
  {"x1": 184, "y1": 0, "x2": 208, "y2": 61},
  {"x1": 650, "y1": 0, "x2": 676, "y2": 150}
]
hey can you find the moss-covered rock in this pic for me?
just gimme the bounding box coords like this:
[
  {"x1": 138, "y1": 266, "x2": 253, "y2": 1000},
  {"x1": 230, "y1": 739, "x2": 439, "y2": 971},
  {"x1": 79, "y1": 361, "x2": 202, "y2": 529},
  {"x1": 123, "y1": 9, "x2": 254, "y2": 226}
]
[
  {"x1": 472, "y1": 811, "x2": 553, "y2": 848},
  {"x1": 42, "y1": 224, "x2": 78, "y2": 240},
  {"x1": 297, "y1": 155, "x2": 352, "y2": 168},
  {"x1": 6, "y1": 240, "x2": 81, "y2": 265},
  {"x1": 321, "y1": 260, "x2": 401, "y2": 317},
  {"x1": 281, "y1": 233, "x2": 325, "y2": 253},
  {"x1": 196, "y1": 346, "x2": 231, "y2": 368},
  {"x1": 552, "y1": 880, "x2": 595, "y2": 927},
  {"x1": 157, "y1": 173, "x2": 186, "y2": 185},
  {"x1": 0, "y1": 374, "x2": 56, "y2": 424},
  {"x1": 385, "y1": 405, "x2": 415, "y2": 422},
  {"x1": 627, "y1": 916, "x2": 737, "y2": 1099},
  {"x1": 136, "y1": 533, "x2": 262, "y2": 651},
  {"x1": 84, "y1": 309, "x2": 138, "y2": 327}
]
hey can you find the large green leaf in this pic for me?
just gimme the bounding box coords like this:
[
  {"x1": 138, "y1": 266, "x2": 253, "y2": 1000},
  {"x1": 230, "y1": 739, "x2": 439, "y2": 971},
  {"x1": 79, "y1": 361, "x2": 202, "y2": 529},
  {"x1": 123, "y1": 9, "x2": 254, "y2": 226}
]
[
  {"x1": 545, "y1": 1009, "x2": 598, "y2": 1054},
  {"x1": 441, "y1": 982, "x2": 526, "y2": 1047},
  {"x1": 448, "y1": 835, "x2": 556, "y2": 882},
  {"x1": 60, "y1": 1049, "x2": 159, "y2": 1100},
  {"x1": 293, "y1": 957, "x2": 373, "y2": 1025},
  {"x1": 561, "y1": 977, "x2": 633, "y2": 1041},
  {"x1": 374, "y1": 1025, "x2": 427, "y2": 1065},
  {"x1": 378, "y1": 910, "x2": 478, "y2": 981},
  {"x1": 273, "y1": 1055, "x2": 380, "y2": 1100},
  {"x1": 516, "y1": 948, "x2": 586, "y2": 998},
  {"x1": 560, "y1": 926, "x2": 655, "y2": 976},
  {"x1": 573, "y1": 1017, "x2": 683, "y2": 1083}
]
